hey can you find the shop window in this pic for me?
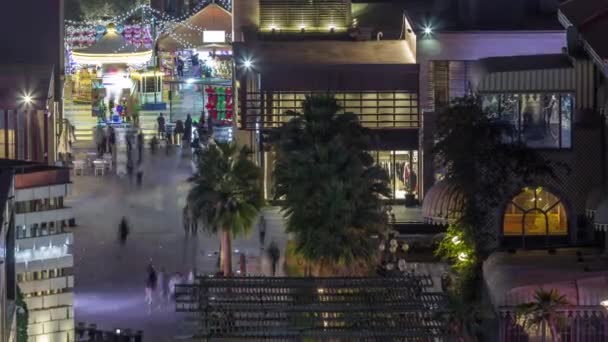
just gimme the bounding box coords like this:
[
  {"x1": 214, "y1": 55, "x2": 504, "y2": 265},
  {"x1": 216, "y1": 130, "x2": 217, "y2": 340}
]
[
  {"x1": 503, "y1": 187, "x2": 567, "y2": 237},
  {"x1": 481, "y1": 93, "x2": 573, "y2": 149},
  {"x1": 376, "y1": 151, "x2": 419, "y2": 200}
]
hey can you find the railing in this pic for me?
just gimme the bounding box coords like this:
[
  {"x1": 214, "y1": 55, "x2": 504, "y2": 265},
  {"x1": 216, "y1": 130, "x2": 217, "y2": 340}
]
[
  {"x1": 498, "y1": 307, "x2": 608, "y2": 342},
  {"x1": 242, "y1": 91, "x2": 420, "y2": 129}
]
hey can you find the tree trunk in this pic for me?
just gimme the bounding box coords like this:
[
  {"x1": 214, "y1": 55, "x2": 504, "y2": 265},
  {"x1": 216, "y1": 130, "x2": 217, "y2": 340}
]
[
  {"x1": 541, "y1": 320, "x2": 546, "y2": 342},
  {"x1": 221, "y1": 230, "x2": 232, "y2": 276}
]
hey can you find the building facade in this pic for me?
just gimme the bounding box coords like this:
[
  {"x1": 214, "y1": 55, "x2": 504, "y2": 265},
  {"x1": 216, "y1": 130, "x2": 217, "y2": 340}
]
[
  {"x1": 11, "y1": 164, "x2": 74, "y2": 342},
  {"x1": 233, "y1": 0, "x2": 421, "y2": 202},
  {"x1": 0, "y1": 170, "x2": 16, "y2": 342}
]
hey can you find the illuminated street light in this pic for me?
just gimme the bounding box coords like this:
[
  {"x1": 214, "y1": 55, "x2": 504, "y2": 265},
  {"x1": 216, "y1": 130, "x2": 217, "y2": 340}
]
[
  {"x1": 22, "y1": 94, "x2": 33, "y2": 104},
  {"x1": 423, "y1": 26, "x2": 433, "y2": 35},
  {"x1": 243, "y1": 59, "x2": 252, "y2": 69}
]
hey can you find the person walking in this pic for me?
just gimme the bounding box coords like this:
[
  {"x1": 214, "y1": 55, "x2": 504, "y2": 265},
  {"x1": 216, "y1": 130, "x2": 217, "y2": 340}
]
[
  {"x1": 118, "y1": 216, "x2": 129, "y2": 246},
  {"x1": 259, "y1": 214, "x2": 266, "y2": 246},
  {"x1": 137, "y1": 130, "x2": 144, "y2": 163},
  {"x1": 182, "y1": 205, "x2": 191, "y2": 236},
  {"x1": 157, "y1": 113, "x2": 166, "y2": 139},
  {"x1": 107, "y1": 126, "x2": 116, "y2": 155},
  {"x1": 157, "y1": 267, "x2": 166, "y2": 305},
  {"x1": 174, "y1": 120, "x2": 184, "y2": 146},
  {"x1": 145, "y1": 264, "x2": 157, "y2": 311},
  {"x1": 184, "y1": 114, "x2": 193, "y2": 146},
  {"x1": 136, "y1": 163, "x2": 143, "y2": 187}
]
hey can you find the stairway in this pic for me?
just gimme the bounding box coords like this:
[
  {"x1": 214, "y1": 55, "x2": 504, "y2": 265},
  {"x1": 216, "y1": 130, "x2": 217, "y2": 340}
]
[{"x1": 63, "y1": 101, "x2": 98, "y2": 143}]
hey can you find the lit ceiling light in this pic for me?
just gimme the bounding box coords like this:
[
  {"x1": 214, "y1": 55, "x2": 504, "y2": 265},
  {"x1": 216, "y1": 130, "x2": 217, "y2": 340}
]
[{"x1": 22, "y1": 94, "x2": 33, "y2": 104}]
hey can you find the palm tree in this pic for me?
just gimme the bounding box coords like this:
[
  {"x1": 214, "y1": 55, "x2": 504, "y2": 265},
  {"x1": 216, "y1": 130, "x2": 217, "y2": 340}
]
[
  {"x1": 187, "y1": 141, "x2": 263, "y2": 276},
  {"x1": 273, "y1": 95, "x2": 391, "y2": 275},
  {"x1": 517, "y1": 288, "x2": 569, "y2": 342},
  {"x1": 436, "y1": 294, "x2": 481, "y2": 342}
]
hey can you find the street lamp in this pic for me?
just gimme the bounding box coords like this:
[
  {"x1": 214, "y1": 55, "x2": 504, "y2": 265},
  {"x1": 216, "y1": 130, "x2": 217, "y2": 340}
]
[
  {"x1": 243, "y1": 59, "x2": 252, "y2": 69},
  {"x1": 423, "y1": 26, "x2": 433, "y2": 35},
  {"x1": 22, "y1": 94, "x2": 33, "y2": 104}
]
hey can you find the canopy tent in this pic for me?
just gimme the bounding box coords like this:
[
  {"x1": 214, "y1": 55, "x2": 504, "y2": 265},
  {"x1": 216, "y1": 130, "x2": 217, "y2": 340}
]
[
  {"x1": 175, "y1": 275, "x2": 447, "y2": 340},
  {"x1": 71, "y1": 24, "x2": 152, "y2": 65},
  {"x1": 157, "y1": 4, "x2": 232, "y2": 51}
]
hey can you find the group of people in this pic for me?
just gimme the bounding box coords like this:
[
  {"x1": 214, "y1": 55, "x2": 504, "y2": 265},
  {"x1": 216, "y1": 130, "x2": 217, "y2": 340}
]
[
  {"x1": 94, "y1": 125, "x2": 116, "y2": 157},
  {"x1": 145, "y1": 263, "x2": 194, "y2": 312},
  {"x1": 156, "y1": 113, "x2": 195, "y2": 147}
]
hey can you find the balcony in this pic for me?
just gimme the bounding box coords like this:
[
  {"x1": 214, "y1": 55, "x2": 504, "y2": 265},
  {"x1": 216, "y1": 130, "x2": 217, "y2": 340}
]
[
  {"x1": 19, "y1": 275, "x2": 74, "y2": 295},
  {"x1": 24, "y1": 292, "x2": 73, "y2": 311},
  {"x1": 15, "y1": 207, "x2": 74, "y2": 226},
  {"x1": 16, "y1": 232, "x2": 73, "y2": 251},
  {"x1": 15, "y1": 183, "x2": 72, "y2": 202},
  {"x1": 16, "y1": 255, "x2": 73, "y2": 273}
]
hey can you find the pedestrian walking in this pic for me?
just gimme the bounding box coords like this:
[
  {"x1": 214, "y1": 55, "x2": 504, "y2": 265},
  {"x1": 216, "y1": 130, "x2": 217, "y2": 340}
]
[
  {"x1": 157, "y1": 113, "x2": 165, "y2": 139},
  {"x1": 137, "y1": 130, "x2": 144, "y2": 163},
  {"x1": 168, "y1": 272, "x2": 184, "y2": 301},
  {"x1": 118, "y1": 216, "x2": 129, "y2": 246},
  {"x1": 94, "y1": 126, "x2": 105, "y2": 157},
  {"x1": 184, "y1": 114, "x2": 193, "y2": 146},
  {"x1": 107, "y1": 126, "x2": 116, "y2": 155},
  {"x1": 145, "y1": 264, "x2": 157, "y2": 310},
  {"x1": 157, "y1": 267, "x2": 166, "y2": 305},
  {"x1": 174, "y1": 120, "x2": 184, "y2": 146},
  {"x1": 136, "y1": 163, "x2": 143, "y2": 187},
  {"x1": 182, "y1": 205, "x2": 190, "y2": 236},
  {"x1": 259, "y1": 215, "x2": 266, "y2": 246}
]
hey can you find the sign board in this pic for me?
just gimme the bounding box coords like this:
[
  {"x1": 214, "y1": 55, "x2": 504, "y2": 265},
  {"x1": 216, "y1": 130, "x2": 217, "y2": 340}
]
[{"x1": 203, "y1": 30, "x2": 225, "y2": 43}]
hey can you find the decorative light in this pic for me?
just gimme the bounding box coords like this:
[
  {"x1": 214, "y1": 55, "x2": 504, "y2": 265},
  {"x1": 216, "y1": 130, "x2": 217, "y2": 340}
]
[
  {"x1": 451, "y1": 236, "x2": 461, "y2": 245},
  {"x1": 457, "y1": 252, "x2": 468, "y2": 262},
  {"x1": 317, "y1": 288, "x2": 325, "y2": 294}
]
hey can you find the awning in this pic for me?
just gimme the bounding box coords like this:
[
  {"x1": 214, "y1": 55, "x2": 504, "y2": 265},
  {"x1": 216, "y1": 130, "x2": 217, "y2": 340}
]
[
  {"x1": 421, "y1": 180, "x2": 465, "y2": 225},
  {"x1": 586, "y1": 187, "x2": 602, "y2": 219},
  {"x1": 71, "y1": 24, "x2": 152, "y2": 65}
]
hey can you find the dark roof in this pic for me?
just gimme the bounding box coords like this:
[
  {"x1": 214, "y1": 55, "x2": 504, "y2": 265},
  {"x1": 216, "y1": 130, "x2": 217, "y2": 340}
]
[
  {"x1": 0, "y1": 159, "x2": 64, "y2": 174},
  {"x1": 477, "y1": 54, "x2": 573, "y2": 73},
  {"x1": 559, "y1": 0, "x2": 608, "y2": 61},
  {"x1": 352, "y1": 0, "x2": 562, "y2": 31},
  {"x1": 0, "y1": 65, "x2": 54, "y2": 110}
]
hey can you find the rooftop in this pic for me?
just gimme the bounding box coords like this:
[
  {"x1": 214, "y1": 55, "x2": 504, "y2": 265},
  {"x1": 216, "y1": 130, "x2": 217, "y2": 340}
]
[
  {"x1": 241, "y1": 40, "x2": 416, "y2": 65},
  {"x1": 559, "y1": 0, "x2": 608, "y2": 71}
]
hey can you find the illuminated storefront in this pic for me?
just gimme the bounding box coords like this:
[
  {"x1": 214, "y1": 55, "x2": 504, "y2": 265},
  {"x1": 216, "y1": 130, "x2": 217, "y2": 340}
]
[
  {"x1": 481, "y1": 93, "x2": 573, "y2": 149},
  {"x1": 503, "y1": 187, "x2": 568, "y2": 248}
]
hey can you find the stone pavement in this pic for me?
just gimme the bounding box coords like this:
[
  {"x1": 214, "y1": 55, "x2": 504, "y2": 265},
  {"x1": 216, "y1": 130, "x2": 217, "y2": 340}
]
[{"x1": 67, "y1": 146, "x2": 288, "y2": 341}]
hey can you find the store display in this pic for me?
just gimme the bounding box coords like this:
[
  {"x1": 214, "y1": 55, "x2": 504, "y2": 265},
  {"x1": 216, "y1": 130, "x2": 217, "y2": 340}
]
[{"x1": 205, "y1": 86, "x2": 233, "y2": 123}]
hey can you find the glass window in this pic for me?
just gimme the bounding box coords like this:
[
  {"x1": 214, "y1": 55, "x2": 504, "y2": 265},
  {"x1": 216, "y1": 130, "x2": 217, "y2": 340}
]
[
  {"x1": 503, "y1": 187, "x2": 567, "y2": 237},
  {"x1": 481, "y1": 93, "x2": 573, "y2": 149}
]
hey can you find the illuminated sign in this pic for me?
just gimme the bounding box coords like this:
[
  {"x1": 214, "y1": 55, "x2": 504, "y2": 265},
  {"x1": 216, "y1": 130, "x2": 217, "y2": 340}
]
[{"x1": 203, "y1": 30, "x2": 226, "y2": 43}]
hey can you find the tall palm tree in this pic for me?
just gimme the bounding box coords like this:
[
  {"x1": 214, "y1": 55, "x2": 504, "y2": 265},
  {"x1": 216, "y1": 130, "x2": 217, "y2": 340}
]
[
  {"x1": 517, "y1": 288, "x2": 569, "y2": 342},
  {"x1": 187, "y1": 141, "x2": 263, "y2": 276},
  {"x1": 273, "y1": 95, "x2": 390, "y2": 275}
]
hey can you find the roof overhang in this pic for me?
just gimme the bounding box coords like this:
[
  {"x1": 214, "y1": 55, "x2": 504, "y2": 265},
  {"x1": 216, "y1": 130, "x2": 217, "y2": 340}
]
[{"x1": 71, "y1": 50, "x2": 153, "y2": 66}]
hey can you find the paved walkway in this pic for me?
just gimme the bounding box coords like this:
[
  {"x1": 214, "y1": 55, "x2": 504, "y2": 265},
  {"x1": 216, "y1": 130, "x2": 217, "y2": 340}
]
[{"x1": 68, "y1": 147, "x2": 287, "y2": 341}]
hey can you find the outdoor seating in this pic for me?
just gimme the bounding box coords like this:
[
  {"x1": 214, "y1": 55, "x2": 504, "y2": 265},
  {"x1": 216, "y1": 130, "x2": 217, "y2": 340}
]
[
  {"x1": 103, "y1": 153, "x2": 113, "y2": 170},
  {"x1": 73, "y1": 160, "x2": 86, "y2": 176},
  {"x1": 93, "y1": 160, "x2": 105, "y2": 176}
]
